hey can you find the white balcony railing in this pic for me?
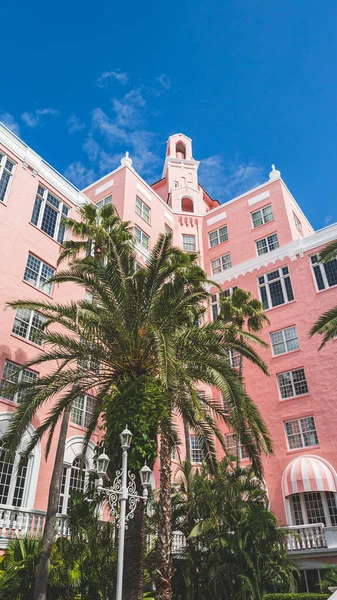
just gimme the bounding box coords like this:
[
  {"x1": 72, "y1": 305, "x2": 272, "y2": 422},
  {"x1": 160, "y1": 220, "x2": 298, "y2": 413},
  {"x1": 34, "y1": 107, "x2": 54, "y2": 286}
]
[
  {"x1": 285, "y1": 523, "x2": 327, "y2": 551},
  {"x1": 0, "y1": 507, "x2": 335, "y2": 556}
]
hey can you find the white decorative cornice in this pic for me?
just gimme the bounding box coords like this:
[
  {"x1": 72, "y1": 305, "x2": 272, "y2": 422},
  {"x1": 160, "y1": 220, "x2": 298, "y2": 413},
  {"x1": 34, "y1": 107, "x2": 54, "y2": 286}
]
[
  {"x1": 0, "y1": 123, "x2": 88, "y2": 208},
  {"x1": 211, "y1": 223, "x2": 337, "y2": 285}
]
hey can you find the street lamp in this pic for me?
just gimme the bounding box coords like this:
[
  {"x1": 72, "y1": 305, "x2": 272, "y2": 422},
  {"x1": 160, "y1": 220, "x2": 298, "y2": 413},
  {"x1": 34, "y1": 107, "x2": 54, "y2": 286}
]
[{"x1": 96, "y1": 426, "x2": 152, "y2": 600}]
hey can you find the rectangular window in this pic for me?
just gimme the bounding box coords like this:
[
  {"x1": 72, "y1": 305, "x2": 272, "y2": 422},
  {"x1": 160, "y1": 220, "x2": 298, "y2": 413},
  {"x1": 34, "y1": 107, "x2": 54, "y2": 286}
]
[
  {"x1": 12, "y1": 309, "x2": 46, "y2": 346},
  {"x1": 311, "y1": 254, "x2": 337, "y2": 290},
  {"x1": 71, "y1": 395, "x2": 95, "y2": 428},
  {"x1": 277, "y1": 368, "x2": 308, "y2": 399},
  {"x1": 211, "y1": 253, "x2": 232, "y2": 275},
  {"x1": 96, "y1": 194, "x2": 112, "y2": 209},
  {"x1": 135, "y1": 197, "x2": 151, "y2": 224},
  {"x1": 134, "y1": 226, "x2": 149, "y2": 251},
  {"x1": 165, "y1": 224, "x2": 173, "y2": 235},
  {"x1": 228, "y1": 349, "x2": 240, "y2": 368},
  {"x1": 0, "y1": 360, "x2": 37, "y2": 403},
  {"x1": 294, "y1": 213, "x2": 303, "y2": 235},
  {"x1": 0, "y1": 152, "x2": 15, "y2": 203},
  {"x1": 270, "y1": 326, "x2": 299, "y2": 355},
  {"x1": 190, "y1": 435, "x2": 203, "y2": 463},
  {"x1": 285, "y1": 416, "x2": 318, "y2": 449},
  {"x1": 182, "y1": 234, "x2": 195, "y2": 252},
  {"x1": 31, "y1": 184, "x2": 69, "y2": 243},
  {"x1": 258, "y1": 266, "x2": 294, "y2": 309},
  {"x1": 210, "y1": 286, "x2": 238, "y2": 320},
  {"x1": 251, "y1": 204, "x2": 274, "y2": 228},
  {"x1": 256, "y1": 233, "x2": 279, "y2": 256},
  {"x1": 225, "y1": 434, "x2": 249, "y2": 459},
  {"x1": 23, "y1": 254, "x2": 54, "y2": 295},
  {"x1": 208, "y1": 225, "x2": 228, "y2": 248}
]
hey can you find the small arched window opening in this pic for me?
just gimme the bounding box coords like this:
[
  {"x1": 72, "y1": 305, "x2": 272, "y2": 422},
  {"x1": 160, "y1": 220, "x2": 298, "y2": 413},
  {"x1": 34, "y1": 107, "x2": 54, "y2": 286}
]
[
  {"x1": 181, "y1": 197, "x2": 194, "y2": 213},
  {"x1": 176, "y1": 142, "x2": 186, "y2": 160}
]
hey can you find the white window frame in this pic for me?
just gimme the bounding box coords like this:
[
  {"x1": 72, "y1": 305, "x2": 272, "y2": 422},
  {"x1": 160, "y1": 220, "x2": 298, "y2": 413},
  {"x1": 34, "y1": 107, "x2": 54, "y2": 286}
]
[
  {"x1": 71, "y1": 395, "x2": 95, "y2": 428},
  {"x1": 225, "y1": 434, "x2": 249, "y2": 460},
  {"x1": 12, "y1": 309, "x2": 46, "y2": 346},
  {"x1": 284, "y1": 416, "x2": 318, "y2": 450},
  {"x1": 211, "y1": 253, "x2": 232, "y2": 275},
  {"x1": 31, "y1": 184, "x2": 70, "y2": 243},
  {"x1": 135, "y1": 197, "x2": 151, "y2": 224},
  {"x1": 208, "y1": 225, "x2": 228, "y2": 248},
  {"x1": 255, "y1": 233, "x2": 279, "y2": 256},
  {"x1": 289, "y1": 491, "x2": 337, "y2": 528},
  {"x1": 182, "y1": 234, "x2": 196, "y2": 252},
  {"x1": 277, "y1": 368, "x2": 308, "y2": 399},
  {"x1": 251, "y1": 204, "x2": 274, "y2": 228},
  {"x1": 0, "y1": 152, "x2": 15, "y2": 204},
  {"x1": 23, "y1": 253, "x2": 55, "y2": 295},
  {"x1": 270, "y1": 326, "x2": 299, "y2": 356},
  {"x1": 190, "y1": 435, "x2": 203, "y2": 463},
  {"x1": 310, "y1": 254, "x2": 337, "y2": 291},
  {"x1": 210, "y1": 286, "x2": 238, "y2": 320},
  {"x1": 0, "y1": 360, "x2": 38, "y2": 404},
  {"x1": 257, "y1": 266, "x2": 294, "y2": 310},
  {"x1": 96, "y1": 194, "x2": 112, "y2": 209},
  {"x1": 58, "y1": 455, "x2": 89, "y2": 515},
  {"x1": 134, "y1": 226, "x2": 150, "y2": 251}
]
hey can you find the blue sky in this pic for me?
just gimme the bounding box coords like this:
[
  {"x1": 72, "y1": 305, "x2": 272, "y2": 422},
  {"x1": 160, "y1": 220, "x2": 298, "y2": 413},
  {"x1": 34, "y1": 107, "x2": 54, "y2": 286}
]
[{"x1": 1, "y1": 0, "x2": 336, "y2": 229}]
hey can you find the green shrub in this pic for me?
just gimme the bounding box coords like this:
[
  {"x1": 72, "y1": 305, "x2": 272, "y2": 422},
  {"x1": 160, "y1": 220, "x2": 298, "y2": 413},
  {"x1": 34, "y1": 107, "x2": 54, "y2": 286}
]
[{"x1": 263, "y1": 594, "x2": 329, "y2": 600}]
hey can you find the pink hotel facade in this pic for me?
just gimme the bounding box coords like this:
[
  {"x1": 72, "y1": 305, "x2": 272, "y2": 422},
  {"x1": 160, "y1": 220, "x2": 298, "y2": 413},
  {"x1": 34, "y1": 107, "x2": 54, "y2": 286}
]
[{"x1": 0, "y1": 122, "x2": 337, "y2": 589}]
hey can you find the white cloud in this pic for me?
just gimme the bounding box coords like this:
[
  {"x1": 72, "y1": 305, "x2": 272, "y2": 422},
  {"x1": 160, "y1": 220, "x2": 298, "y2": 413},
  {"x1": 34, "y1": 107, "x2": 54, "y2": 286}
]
[
  {"x1": 199, "y1": 155, "x2": 265, "y2": 201},
  {"x1": 21, "y1": 108, "x2": 59, "y2": 128},
  {"x1": 112, "y1": 89, "x2": 146, "y2": 129},
  {"x1": 97, "y1": 70, "x2": 128, "y2": 87},
  {"x1": 64, "y1": 161, "x2": 96, "y2": 189},
  {"x1": 0, "y1": 112, "x2": 20, "y2": 136},
  {"x1": 157, "y1": 74, "x2": 171, "y2": 90},
  {"x1": 67, "y1": 114, "x2": 85, "y2": 134}
]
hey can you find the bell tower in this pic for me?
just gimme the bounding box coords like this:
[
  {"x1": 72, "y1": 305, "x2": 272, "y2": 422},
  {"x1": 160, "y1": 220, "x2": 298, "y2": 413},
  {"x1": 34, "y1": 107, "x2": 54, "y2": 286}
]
[{"x1": 162, "y1": 133, "x2": 205, "y2": 213}]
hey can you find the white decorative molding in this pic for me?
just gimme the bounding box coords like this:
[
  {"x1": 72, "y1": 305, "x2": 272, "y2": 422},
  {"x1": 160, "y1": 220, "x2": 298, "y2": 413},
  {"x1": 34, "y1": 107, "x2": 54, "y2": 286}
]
[
  {"x1": 136, "y1": 182, "x2": 152, "y2": 202},
  {"x1": 95, "y1": 179, "x2": 114, "y2": 196},
  {"x1": 0, "y1": 123, "x2": 88, "y2": 208},
  {"x1": 207, "y1": 211, "x2": 227, "y2": 226},
  {"x1": 164, "y1": 210, "x2": 173, "y2": 223},
  {"x1": 64, "y1": 436, "x2": 96, "y2": 469},
  {"x1": 247, "y1": 190, "x2": 270, "y2": 207},
  {"x1": 211, "y1": 223, "x2": 337, "y2": 285}
]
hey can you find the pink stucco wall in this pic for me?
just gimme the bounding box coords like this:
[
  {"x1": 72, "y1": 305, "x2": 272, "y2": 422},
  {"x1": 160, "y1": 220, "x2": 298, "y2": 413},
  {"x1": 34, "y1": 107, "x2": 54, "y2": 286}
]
[{"x1": 0, "y1": 127, "x2": 337, "y2": 567}]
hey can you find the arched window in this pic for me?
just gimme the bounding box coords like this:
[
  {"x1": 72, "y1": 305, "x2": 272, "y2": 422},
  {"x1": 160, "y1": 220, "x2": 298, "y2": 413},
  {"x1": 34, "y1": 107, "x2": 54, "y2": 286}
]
[
  {"x1": 0, "y1": 440, "x2": 28, "y2": 507},
  {"x1": 176, "y1": 142, "x2": 186, "y2": 159},
  {"x1": 289, "y1": 491, "x2": 337, "y2": 527},
  {"x1": 181, "y1": 197, "x2": 194, "y2": 213},
  {"x1": 58, "y1": 456, "x2": 88, "y2": 514}
]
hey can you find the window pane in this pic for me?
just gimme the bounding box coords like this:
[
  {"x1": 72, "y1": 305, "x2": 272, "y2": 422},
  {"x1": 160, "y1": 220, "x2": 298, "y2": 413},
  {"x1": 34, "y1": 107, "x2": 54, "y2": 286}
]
[
  {"x1": 260, "y1": 286, "x2": 269, "y2": 310},
  {"x1": 209, "y1": 231, "x2": 219, "y2": 247},
  {"x1": 0, "y1": 442, "x2": 14, "y2": 504},
  {"x1": 262, "y1": 205, "x2": 274, "y2": 222},
  {"x1": 324, "y1": 259, "x2": 337, "y2": 288},
  {"x1": 219, "y1": 226, "x2": 228, "y2": 243},
  {"x1": 0, "y1": 361, "x2": 20, "y2": 401},
  {"x1": 24, "y1": 254, "x2": 41, "y2": 287},
  {"x1": 29, "y1": 312, "x2": 45, "y2": 345},
  {"x1": 269, "y1": 280, "x2": 285, "y2": 307},
  {"x1": 326, "y1": 492, "x2": 337, "y2": 526},
  {"x1": 0, "y1": 170, "x2": 10, "y2": 202},
  {"x1": 12, "y1": 458, "x2": 28, "y2": 507},
  {"x1": 267, "y1": 233, "x2": 279, "y2": 251},
  {"x1": 284, "y1": 275, "x2": 294, "y2": 301},
  {"x1": 291, "y1": 493, "x2": 304, "y2": 525},
  {"x1": 12, "y1": 308, "x2": 31, "y2": 339},
  {"x1": 211, "y1": 258, "x2": 221, "y2": 274},
  {"x1": 41, "y1": 203, "x2": 58, "y2": 238},
  {"x1": 31, "y1": 196, "x2": 42, "y2": 225},
  {"x1": 304, "y1": 492, "x2": 326, "y2": 525},
  {"x1": 256, "y1": 238, "x2": 268, "y2": 255},
  {"x1": 190, "y1": 435, "x2": 203, "y2": 463},
  {"x1": 71, "y1": 397, "x2": 85, "y2": 426},
  {"x1": 292, "y1": 368, "x2": 308, "y2": 396},
  {"x1": 252, "y1": 210, "x2": 263, "y2": 227},
  {"x1": 278, "y1": 372, "x2": 294, "y2": 399},
  {"x1": 313, "y1": 265, "x2": 325, "y2": 290}
]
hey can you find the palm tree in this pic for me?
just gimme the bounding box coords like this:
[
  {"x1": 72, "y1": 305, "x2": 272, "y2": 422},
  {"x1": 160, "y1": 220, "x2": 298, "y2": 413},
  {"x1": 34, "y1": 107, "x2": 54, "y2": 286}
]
[
  {"x1": 310, "y1": 239, "x2": 337, "y2": 347},
  {"x1": 3, "y1": 226, "x2": 272, "y2": 600},
  {"x1": 171, "y1": 458, "x2": 294, "y2": 600}
]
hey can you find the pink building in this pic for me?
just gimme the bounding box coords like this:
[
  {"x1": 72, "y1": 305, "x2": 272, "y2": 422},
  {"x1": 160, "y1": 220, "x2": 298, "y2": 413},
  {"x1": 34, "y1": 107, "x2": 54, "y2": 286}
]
[{"x1": 0, "y1": 123, "x2": 337, "y2": 592}]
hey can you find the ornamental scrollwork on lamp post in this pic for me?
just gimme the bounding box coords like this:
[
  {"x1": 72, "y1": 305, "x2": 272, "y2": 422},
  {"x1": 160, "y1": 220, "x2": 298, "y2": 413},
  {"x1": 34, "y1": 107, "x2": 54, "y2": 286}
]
[{"x1": 95, "y1": 426, "x2": 152, "y2": 600}]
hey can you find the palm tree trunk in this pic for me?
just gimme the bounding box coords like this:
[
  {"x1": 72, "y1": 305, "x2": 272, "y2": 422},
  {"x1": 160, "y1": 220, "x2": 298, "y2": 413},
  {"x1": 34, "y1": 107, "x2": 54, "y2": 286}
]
[
  {"x1": 122, "y1": 477, "x2": 145, "y2": 600},
  {"x1": 157, "y1": 425, "x2": 173, "y2": 600},
  {"x1": 183, "y1": 420, "x2": 191, "y2": 463},
  {"x1": 33, "y1": 403, "x2": 72, "y2": 600}
]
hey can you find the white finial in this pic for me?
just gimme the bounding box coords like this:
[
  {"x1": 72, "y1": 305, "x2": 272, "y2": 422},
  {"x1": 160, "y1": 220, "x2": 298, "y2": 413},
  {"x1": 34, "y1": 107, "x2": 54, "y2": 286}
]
[
  {"x1": 121, "y1": 152, "x2": 133, "y2": 168},
  {"x1": 269, "y1": 164, "x2": 281, "y2": 180}
]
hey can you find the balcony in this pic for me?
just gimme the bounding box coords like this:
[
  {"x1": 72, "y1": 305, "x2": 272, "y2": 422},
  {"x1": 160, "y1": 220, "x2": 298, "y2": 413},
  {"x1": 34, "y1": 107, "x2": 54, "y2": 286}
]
[{"x1": 0, "y1": 506, "x2": 70, "y2": 549}]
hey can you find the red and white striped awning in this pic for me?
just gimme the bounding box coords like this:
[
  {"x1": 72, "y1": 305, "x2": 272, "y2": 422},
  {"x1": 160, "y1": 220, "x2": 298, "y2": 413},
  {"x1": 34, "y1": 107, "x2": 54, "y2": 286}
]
[{"x1": 283, "y1": 456, "x2": 337, "y2": 497}]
